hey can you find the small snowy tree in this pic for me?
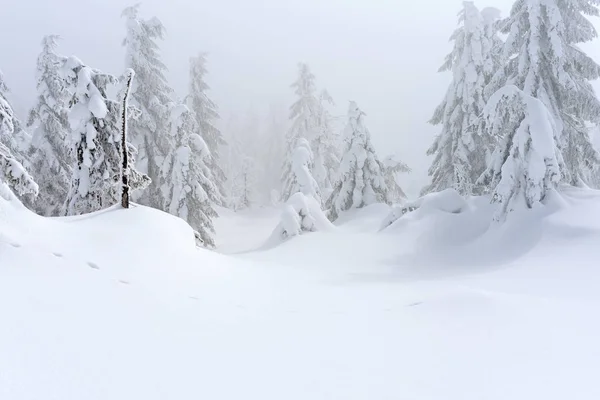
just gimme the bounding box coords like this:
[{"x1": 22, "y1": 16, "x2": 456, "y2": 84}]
[
  {"x1": 290, "y1": 138, "x2": 321, "y2": 203},
  {"x1": 326, "y1": 102, "x2": 389, "y2": 221},
  {"x1": 63, "y1": 57, "x2": 148, "y2": 216},
  {"x1": 187, "y1": 53, "x2": 226, "y2": 205},
  {"x1": 423, "y1": 1, "x2": 500, "y2": 196},
  {"x1": 26, "y1": 35, "x2": 73, "y2": 216},
  {"x1": 478, "y1": 86, "x2": 564, "y2": 221},
  {"x1": 0, "y1": 77, "x2": 38, "y2": 197},
  {"x1": 382, "y1": 154, "x2": 411, "y2": 204},
  {"x1": 122, "y1": 4, "x2": 175, "y2": 208},
  {"x1": 161, "y1": 103, "x2": 218, "y2": 248},
  {"x1": 489, "y1": 0, "x2": 600, "y2": 187}
]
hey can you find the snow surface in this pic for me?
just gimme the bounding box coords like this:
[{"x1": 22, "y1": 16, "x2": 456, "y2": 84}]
[{"x1": 3, "y1": 187, "x2": 600, "y2": 400}]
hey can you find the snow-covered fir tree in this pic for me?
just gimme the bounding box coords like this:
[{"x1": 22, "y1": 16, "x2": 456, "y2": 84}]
[
  {"x1": 161, "y1": 103, "x2": 218, "y2": 248},
  {"x1": 122, "y1": 4, "x2": 174, "y2": 208},
  {"x1": 282, "y1": 63, "x2": 338, "y2": 204},
  {"x1": 0, "y1": 71, "x2": 31, "y2": 172},
  {"x1": 63, "y1": 57, "x2": 149, "y2": 216},
  {"x1": 382, "y1": 154, "x2": 411, "y2": 204},
  {"x1": 478, "y1": 86, "x2": 564, "y2": 220},
  {"x1": 26, "y1": 35, "x2": 73, "y2": 216},
  {"x1": 326, "y1": 102, "x2": 389, "y2": 222},
  {"x1": 187, "y1": 53, "x2": 226, "y2": 205},
  {"x1": 488, "y1": 0, "x2": 600, "y2": 187},
  {"x1": 423, "y1": 1, "x2": 500, "y2": 196},
  {"x1": 0, "y1": 73, "x2": 38, "y2": 198},
  {"x1": 312, "y1": 89, "x2": 340, "y2": 199}
]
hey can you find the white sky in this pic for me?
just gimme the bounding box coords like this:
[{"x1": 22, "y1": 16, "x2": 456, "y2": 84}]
[{"x1": 3, "y1": 0, "x2": 600, "y2": 196}]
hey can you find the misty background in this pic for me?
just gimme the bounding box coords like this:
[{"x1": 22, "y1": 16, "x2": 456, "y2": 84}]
[{"x1": 3, "y1": 0, "x2": 600, "y2": 198}]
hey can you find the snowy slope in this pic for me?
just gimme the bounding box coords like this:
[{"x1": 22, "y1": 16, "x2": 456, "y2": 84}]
[{"x1": 2, "y1": 187, "x2": 600, "y2": 400}]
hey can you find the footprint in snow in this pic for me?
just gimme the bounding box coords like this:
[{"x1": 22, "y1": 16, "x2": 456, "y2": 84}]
[
  {"x1": 9, "y1": 242, "x2": 21, "y2": 248},
  {"x1": 118, "y1": 280, "x2": 131, "y2": 285},
  {"x1": 87, "y1": 262, "x2": 100, "y2": 270},
  {"x1": 407, "y1": 302, "x2": 424, "y2": 307},
  {"x1": 52, "y1": 252, "x2": 63, "y2": 258}
]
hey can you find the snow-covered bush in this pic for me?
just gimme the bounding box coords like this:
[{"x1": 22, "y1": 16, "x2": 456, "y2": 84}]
[
  {"x1": 327, "y1": 101, "x2": 389, "y2": 222},
  {"x1": 270, "y1": 192, "x2": 334, "y2": 243}
]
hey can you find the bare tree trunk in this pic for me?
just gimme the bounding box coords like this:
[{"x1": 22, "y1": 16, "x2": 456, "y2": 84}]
[{"x1": 121, "y1": 69, "x2": 135, "y2": 209}]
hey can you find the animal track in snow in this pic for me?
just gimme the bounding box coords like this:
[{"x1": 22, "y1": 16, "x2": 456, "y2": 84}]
[
  {"x1": 87, "y1": 262, "x2": 100, "y2": 270},
  {"x1": 52, "y1": 252, "x2": 63, "y2": 258}
]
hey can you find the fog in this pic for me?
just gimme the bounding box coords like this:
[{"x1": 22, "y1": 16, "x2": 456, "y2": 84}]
[{"x1": 3, "y1": 0, "x2": 600, "y2": 196}]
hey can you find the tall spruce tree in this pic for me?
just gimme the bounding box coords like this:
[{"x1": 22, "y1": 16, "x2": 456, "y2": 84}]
[
  {"x1": 187, "y1": 53, "x2": 226, "y2": 205},
  {"x1": 326, "y1": 102, "x2": 389, "y2": 222},
  {"x1": 26, "y1": 35, "x2": 73, "y2": 216},
  {"x1": 486, "y1": 0, "x2": 600, "y2": 188},
  {"x1": 161, "y1": 103, "x2": 218, "y2": 248},
  {"x1": 423, "y1": 1, "x2": 500, "y2": 196},
  {"x1": 122, "y1": 4, "x2": 174, "y2": 208},
  {"x1": 282, "y1": 63, "x2": 339, "y2": 204}
]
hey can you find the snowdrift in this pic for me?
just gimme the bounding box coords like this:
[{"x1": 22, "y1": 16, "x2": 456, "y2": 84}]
[
  {"x1": 377, "y1": 187, "x2": 599, "y2": 278},
  {"x1": 4, "y1": 183, "x2": 600, "y2": 400}
]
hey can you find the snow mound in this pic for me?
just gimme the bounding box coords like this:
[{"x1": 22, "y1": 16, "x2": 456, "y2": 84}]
[
  {"x1": 381, "y1": 188, "x2": 467, "y2": 230},
  {"x1": 264, "y1": 193, "x2": 334, "y2": 247}
]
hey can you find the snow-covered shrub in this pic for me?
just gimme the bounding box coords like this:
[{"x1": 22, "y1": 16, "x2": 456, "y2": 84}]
[
  {"x1": 327, "y1": 101, "x2": 389, "y2": 221},
  {"x1": 270, "y1": 192, "x2": 334, "y2": 243}
]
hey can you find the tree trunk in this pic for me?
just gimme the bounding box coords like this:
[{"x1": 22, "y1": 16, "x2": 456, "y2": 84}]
[{"x1": 121, "y1": 69, "x2": 135, "y2": 209}]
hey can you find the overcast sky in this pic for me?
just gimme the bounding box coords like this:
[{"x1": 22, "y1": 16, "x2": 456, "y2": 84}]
[{"x1": 3, "y1": 0, "x2": 600, "y2": 197}]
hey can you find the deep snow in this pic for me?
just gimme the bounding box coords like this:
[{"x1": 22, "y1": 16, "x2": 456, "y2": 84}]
[{"x1": 2, "y1": 186, "x2": 600, "y2": 400}]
